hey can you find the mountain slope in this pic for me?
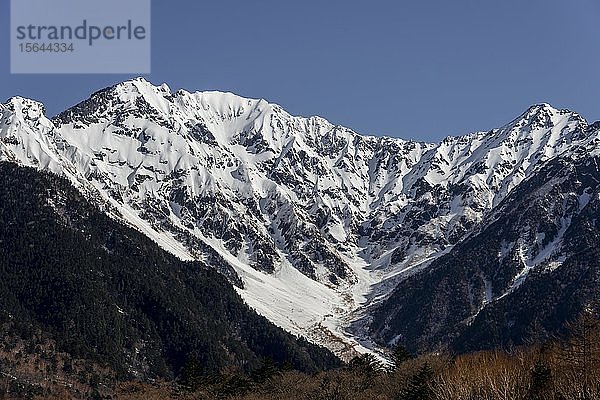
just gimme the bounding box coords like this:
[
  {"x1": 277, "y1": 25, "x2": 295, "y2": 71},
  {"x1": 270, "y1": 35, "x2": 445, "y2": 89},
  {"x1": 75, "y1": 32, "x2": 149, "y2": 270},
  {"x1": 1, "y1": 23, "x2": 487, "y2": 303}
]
[
  {"x1": 0, "y1": 162, "x2": 340, "y2": 380},
  {"x1": 368, "y1": 153, "x2": 600, "y2": 352},
  {"x1": 1, "y1": 78, "x2": 599, "y2": 358}
]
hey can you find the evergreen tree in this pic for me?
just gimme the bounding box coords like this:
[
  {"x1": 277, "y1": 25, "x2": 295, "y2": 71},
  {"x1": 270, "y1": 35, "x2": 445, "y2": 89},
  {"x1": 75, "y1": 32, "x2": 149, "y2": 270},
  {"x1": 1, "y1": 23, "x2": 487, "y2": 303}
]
[
  {"x1": 0, "y1": 163, "x2": 341, "y2": 381},
  {"x1": 251, "y1": 357, "x2": 280, "y2": 384},
  {"x1": 401, "y1": 363, "x2": 434, "y2": 400},
  {"x1": 390, "y1": 344, "x2": 413, "y2": 371},
  {"x1": 528, "y1": 362, "x2": 553, "y2": 400}
]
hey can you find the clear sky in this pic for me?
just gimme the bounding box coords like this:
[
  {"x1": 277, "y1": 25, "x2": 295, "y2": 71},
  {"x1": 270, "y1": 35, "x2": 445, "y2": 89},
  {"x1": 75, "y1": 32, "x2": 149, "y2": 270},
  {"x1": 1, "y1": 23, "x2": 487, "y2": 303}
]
[{"x1": 1, "y1": 0, "x2": 599, "y2": 142}]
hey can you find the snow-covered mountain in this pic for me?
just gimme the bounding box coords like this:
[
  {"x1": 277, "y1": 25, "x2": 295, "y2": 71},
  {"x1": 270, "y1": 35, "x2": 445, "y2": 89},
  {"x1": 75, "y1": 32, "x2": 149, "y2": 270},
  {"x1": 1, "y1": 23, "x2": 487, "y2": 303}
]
[
  {"x1": 369, "y1": 152, "x2": 600, "y2": 352},
  {"x1": 1, "y1": 78, "x2": 599, "y2": 358}
]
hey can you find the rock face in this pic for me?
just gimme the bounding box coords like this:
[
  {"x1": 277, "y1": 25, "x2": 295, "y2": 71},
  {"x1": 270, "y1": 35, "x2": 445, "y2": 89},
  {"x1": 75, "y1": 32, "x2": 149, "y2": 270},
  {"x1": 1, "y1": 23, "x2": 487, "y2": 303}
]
[
  {"x1": 0, "y1": 162, "x2": 341, "y2": 379},
  {"x1": 1, "y1": 78, "x2": 599, "y2": 357},
  {"x1": 368, "y1": 154, "x2": 600, "y2": 353}
]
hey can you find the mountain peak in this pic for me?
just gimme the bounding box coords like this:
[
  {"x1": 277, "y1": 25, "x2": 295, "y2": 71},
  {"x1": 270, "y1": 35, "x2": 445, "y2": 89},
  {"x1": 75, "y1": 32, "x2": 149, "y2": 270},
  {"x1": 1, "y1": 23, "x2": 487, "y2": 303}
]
[
  {"x1": 503, "y1": 102, "x2": 586, "y2": 135},
  {"x1": 520, "y1": 102, "x2": 583, "y2": 120},
  {"x1": 115, "y1": 76, "x2": 172, "y2": 96},
  {"x1": 2, "y1": 80, "x2": 600, "y2": 359},
  {"x1": 3, "y1": 96, "x2": 47, "y2": 117},
  {"x1": 528, "y1": 102, "x2": 556, "y2": 111},
  {"x1": 520, "y1": 102, "x2": 560, "y2": 120},
  {"x1": 116, "y1": 78, "x2": 269, "y2": 112}
]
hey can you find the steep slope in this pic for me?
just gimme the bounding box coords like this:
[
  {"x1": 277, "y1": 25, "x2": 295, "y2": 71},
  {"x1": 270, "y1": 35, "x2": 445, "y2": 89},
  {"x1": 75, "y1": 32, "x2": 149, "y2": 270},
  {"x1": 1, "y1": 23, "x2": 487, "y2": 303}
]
[
  {"x1": 0, "y1": 162, "x2": 341, "y2": 380},
  {"x1": 2, "y1": 79, "x2": 431, "y2": 357},
  {"x1": 2, "y1": 78, "x2": 599, "y2": 358},
  {"x1": 362, "y1": 103, "x2": 590, "y2": 277},
  {"x1": 0, "y1": 97, "x2": 70, "y2": 174},
  {"x1": 369, "y1": 150, "x2": 600, "y2": 353}
]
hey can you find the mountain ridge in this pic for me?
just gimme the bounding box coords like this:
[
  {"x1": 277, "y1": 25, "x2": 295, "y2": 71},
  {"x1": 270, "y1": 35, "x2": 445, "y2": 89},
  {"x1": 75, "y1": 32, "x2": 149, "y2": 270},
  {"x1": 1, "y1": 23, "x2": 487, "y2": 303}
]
[
  {"x1": 1, "y1": 78, "x2": 598, "y2": 358},
  {"x1": 0, "y1": 161, "x2": 341, "y2": 381}
]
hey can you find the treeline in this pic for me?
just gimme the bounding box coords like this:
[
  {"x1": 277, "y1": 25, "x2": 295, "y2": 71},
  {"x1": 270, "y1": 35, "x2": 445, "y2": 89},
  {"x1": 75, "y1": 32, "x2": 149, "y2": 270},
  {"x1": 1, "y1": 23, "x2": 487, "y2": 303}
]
[
  {"x1": 0, "y1": 162, "x2": 340, "y2": 386},
  {"x1": 1, "y1": 164, "x2": 599, "y2": 399},
  {"x1": 115, "y1": 311, "x2": 600, "y2": 400},
  {"x1": 3, "y1": 311, "x2": 599, "y2": 399}
]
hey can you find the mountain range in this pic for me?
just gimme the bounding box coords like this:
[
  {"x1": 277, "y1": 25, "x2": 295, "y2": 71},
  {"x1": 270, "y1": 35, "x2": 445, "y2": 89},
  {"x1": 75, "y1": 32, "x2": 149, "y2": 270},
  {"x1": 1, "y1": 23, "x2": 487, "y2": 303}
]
[{"x1": 1, "y1": 78, "x2": 599, "y2": 361}]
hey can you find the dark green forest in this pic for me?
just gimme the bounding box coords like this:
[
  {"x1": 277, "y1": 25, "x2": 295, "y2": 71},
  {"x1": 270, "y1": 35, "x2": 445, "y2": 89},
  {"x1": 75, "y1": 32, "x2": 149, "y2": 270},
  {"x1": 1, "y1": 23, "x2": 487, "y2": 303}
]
[
  {"x1": 0, "y1": 162, "x2": 340, "y2": 384},
  {"x1": 1, "y1": 161, "x2": 600, "y2": 399}
]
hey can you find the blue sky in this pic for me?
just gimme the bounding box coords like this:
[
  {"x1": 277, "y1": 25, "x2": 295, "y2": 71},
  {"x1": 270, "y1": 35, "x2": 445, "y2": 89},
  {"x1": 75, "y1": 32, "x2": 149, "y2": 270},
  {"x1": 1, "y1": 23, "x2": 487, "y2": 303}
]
[{"x1": 1, "y1": 0, "x2": 599, "y2": 141}]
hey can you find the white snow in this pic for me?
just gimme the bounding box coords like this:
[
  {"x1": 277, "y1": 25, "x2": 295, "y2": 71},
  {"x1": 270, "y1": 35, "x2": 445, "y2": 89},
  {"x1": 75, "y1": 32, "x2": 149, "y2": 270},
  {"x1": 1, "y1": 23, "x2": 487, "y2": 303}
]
[{"x1": 2, "y1": 79, "x2": 599, "y2": 360}]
